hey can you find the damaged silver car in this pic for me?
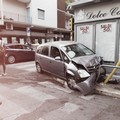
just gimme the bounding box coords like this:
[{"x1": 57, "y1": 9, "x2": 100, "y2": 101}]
[{"x1": 35, "y1": 41, "x2": 105, "y2": 95}]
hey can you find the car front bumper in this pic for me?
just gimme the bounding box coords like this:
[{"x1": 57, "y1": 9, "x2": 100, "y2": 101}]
[{"x1": 75, "y1": 72, "x2": 97, "y2": 95}]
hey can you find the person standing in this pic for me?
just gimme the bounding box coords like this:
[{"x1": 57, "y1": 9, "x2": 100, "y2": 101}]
[{"x1": 0, "y1": 36, "x2": 6, "y2": 76}]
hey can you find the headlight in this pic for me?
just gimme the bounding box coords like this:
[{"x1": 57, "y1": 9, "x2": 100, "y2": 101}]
[{"x1": 78, "y1": 69, "x2": 90, "y2": 78}]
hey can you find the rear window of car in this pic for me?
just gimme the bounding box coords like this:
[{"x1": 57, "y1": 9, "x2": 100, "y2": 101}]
[
  {"x1": 15, "y1": 45, "x2": 23, "y2": 49},
  {"x1": 37, "y1": 46, "x2": 49, "y2": 56},
  {"x1": 6, "y1": 45, "x2": 15, "y2": 49}
]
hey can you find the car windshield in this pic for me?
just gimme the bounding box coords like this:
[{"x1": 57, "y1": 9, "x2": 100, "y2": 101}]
[{"x1": 61, "y1": 43, "x2": 94, "y2": 58}]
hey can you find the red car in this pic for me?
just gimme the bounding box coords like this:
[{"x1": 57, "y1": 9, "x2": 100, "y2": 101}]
[{"x1": 5, "y1": 43, "x2": 35, "y2": 64}]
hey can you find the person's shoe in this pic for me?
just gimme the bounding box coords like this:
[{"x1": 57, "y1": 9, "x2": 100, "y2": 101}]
[{"x1": 2, "y1": 73, "x2": 7, "y2": 76}]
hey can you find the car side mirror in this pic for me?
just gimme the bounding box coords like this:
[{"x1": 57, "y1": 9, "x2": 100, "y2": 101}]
[{"x1": 55, "y1": 56, "x2": 61, "y2": 61}]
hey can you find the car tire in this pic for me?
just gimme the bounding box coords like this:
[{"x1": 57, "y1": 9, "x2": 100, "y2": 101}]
[
  {"x1": 67, "y1": 76, "x2": 77, "y2": 90},
  {"x1": 7, "y1": 55, "x2": 16, "y2": 64},
  {"x1": 36, "y1": 63, "x2": 43, "y2": 73}
]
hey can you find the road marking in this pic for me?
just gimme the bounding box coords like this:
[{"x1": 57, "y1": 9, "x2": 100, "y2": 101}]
[
  {"x1": 15, "y1": 86, "x2": 56, "y2": 101},
  {"x1": 9, "y1": 64, "x2": 34, "y2": 69},
  {"x1": 0, "y1": 83, "x2": 79, "y2": 120},
  {"x1": 58, "y1": 102, "x2": 79, "y2": 114},
  {"x1": 38, "y1": 81, "x2": 73, "y2": 93},
  {"x1": 7, "y1": 61, "x2": 34, "y2": 66},
  {"x1": 39, "y1": 102, "x2": 80, "y2": 120},
  {"x1": 0, "y1": 84, "x2": 43, "y2": 112},
  {"x1": 80, "y1": 95, "x2": 95, "y2": 101},
  {"x1": 7, "y1": 61, "x2": 36, "y2": 71},
  {"x1": 38, "y1": 118, "x2": 44, "y2": 120},
  {"x1": 0, "y1": 95, "x2": 28, "y2": 120}
]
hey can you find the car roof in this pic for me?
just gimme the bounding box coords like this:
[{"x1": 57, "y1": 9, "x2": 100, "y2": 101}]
[{"x1": 37, "y1": 41, "x2": 79, "y2": 48}]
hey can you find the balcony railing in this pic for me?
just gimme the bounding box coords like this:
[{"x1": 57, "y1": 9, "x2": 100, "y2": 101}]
[
  {"x1": 17, "y1": 0, "x2": 31, "y2": 3},
  {"x1": 0, "y1": 11, "x2": 32, "y2": 25}
]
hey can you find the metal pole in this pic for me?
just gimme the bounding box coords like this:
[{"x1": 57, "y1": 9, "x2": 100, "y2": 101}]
[{"x1": 104, "y1": 61, "x2": 120, "y2": 84}]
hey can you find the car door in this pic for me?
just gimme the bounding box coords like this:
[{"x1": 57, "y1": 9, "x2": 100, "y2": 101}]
[
  {"x1": 14, "y1": 45, "x2": 25, "y2": 61},
  {"x1": 49, "y1": 46, "x2": 65, "y2": 78},
  {"x1": 38, "y1": 45, "x2": 51, "y2": 72},
  {"x1": 22, "y1": 45, "x2": 35, "y2": 60}
]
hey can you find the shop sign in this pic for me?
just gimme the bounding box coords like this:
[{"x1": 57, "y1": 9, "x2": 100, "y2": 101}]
[
  {"x1": 80, "y1": 26, "x2": 89, "y2": 34},
  {"x1": 86, "y1": 7, "x2": 120, "y2": 20},
  {"x1": 75, "y1": 3, "x2": 120, "y2": 22},
  {"x1": 101, "y1": 24, "x2": 112, "y2": 32}
]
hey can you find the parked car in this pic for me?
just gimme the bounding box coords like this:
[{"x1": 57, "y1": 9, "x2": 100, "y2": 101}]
[
  {"x1": 5, "y1": 43, "x2": 35, "y2": 64},
  {"x1": 35, "y1": 41, "x2": 105, "y2": 95}
]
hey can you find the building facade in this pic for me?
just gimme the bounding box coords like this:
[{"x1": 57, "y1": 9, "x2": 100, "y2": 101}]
[
  {"x1": 68, "y1": 0, "x2": 120, "y2": 63},
  {"x1": 0, "y1": 0, "x2": 71, "y2": 44}
]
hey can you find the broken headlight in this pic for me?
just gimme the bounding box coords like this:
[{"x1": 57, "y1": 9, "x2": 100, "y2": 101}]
[{"x1": 78, "y1": 69, "x2": 90, "y2": 78}]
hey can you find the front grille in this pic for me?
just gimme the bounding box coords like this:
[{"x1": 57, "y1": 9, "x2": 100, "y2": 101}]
[{"x1": 87, "y1": 64, "x2": 100, "y2": 73}]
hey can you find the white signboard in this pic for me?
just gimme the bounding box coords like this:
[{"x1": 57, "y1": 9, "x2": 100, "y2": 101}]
[
  {"x1": 96, "y1": 22, "x2": 116, "y2": 62},
  {"x1": 77, "y1": 25, "x2": 93, "y2": 49},
  {"x1": 75, "y1": 2, "x2": 120, "y2": 23}
]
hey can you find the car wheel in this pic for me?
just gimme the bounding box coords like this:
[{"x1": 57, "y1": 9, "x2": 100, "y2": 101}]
[
  {"x1": 8, "y1": 55, "x2": 16, "y2": 64},
  {"x1": 67, "y1": 76, "x2": 77, "y2": 90},
  {"x1": 36, "y1": 63, "x2": 43, "y2": 73}
]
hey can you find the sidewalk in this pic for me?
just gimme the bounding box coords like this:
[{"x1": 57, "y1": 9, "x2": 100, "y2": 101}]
[{"x1": 95, "y1": 82, "x2": 120, "y2": 98}]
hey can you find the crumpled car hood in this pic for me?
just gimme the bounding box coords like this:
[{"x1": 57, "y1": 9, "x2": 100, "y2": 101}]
[{"x1": 72, "y1": 54, "x2": 101, "y2": 67}]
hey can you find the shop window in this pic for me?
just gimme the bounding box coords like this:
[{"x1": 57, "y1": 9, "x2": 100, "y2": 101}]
[
  {"x1": 20, "y1": 38, "x2": 24, "y2": 44},
  {"x1": 2, "y1": 37, "x2": 8, "y2": 44},
  {"x1": 12, "y1": 37, "x2": 18, "y2": 43}
]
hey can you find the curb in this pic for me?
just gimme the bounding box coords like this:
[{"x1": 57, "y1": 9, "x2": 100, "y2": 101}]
[{"x1": 95, "y1": 83, "x2": 120, "y2": 98}]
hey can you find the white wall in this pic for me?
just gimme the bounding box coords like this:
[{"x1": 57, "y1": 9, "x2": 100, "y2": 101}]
[
  {"x1": 30, "y1": 0, "x2": 57, "y2": 28},
  {"x1": 3, "y1": 0, "x2": 57, "y2": 28},
  {"x1": 3, "y1": 0, "x2": 27, "y2": 15}
]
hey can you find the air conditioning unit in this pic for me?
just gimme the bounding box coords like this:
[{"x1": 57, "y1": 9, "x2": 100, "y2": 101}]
[{"x1": 6, "y1": 23, "x2": 13, "y2": 30}]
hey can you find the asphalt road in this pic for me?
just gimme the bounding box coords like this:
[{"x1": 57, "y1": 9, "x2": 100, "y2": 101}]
[{"x1": 0, "y1": 61, "x2": 120, "y2": 120}]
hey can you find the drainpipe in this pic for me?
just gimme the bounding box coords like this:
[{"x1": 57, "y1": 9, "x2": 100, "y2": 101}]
[{"x1": 26, "y1": 27, "x2": 31, "y2": 44}]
